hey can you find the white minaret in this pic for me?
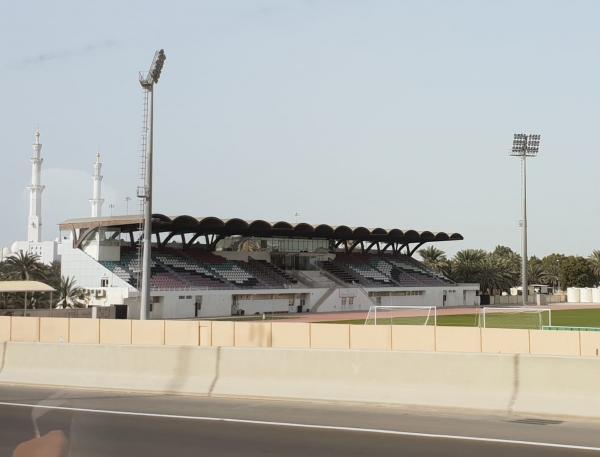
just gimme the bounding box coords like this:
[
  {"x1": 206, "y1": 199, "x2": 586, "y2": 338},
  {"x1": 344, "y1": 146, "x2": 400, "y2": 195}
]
[
  {"x1": 90, "y1": 151, "x2": 104, "y2": 217},
  {"x1": 26, "y1": 130, "x2": 44, "y2": 242}
]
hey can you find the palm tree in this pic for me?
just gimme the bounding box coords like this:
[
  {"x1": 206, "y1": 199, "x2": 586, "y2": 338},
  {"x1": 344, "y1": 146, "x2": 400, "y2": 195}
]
[
  {"x1": 4, "y1": 251, "x2": 43, "y2": 311},
  {"x1": 477, "y1": 255, "x2": 514, "y2": 294},
  {"x1": 589, "y1": 250, "x2": 600, "y2": 285},
  {"x1": 56, "y1": 276, "x2": 88, "y2": 309},
  {"x1": 527, "y1": 258, "x2": 547, "y2": 285},
  {"x1": 418, "y1": 246, "x2": 447, "y2": 273},
  {"x1": 452, "y1": 249, "x2": 486, "y2": 283}
]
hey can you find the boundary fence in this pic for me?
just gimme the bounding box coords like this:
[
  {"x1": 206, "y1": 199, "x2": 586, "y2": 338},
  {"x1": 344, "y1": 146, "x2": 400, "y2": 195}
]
[{"x1": 0, "y1": 316, "x2": 599, "y2": 357}]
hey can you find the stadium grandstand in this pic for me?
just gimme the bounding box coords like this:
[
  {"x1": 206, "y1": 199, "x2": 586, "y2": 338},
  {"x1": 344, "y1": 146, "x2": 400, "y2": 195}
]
[{"x1": 59, "y1": 214, "x2": 480, "y2": 318}]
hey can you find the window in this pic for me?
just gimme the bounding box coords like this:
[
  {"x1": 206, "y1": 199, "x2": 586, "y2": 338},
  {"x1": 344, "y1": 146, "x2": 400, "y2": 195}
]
[
  {"x1": 349, "y1": 297, "x2": 354, "y2": 305},
  {"x1": 100, "y1": 278, "x2": 108, "y2": 287}
]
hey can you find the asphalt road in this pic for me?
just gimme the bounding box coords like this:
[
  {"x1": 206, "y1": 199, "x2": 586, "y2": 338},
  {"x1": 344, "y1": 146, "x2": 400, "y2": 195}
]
[{"x1": 0, "y1": 385, "x2": 599, "y2": 456}]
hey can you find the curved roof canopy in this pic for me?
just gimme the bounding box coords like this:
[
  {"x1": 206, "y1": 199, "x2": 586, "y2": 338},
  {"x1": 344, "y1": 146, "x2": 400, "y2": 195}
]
[{"x1": 60, "y1": 215, "x2": 463, "y2": 245}]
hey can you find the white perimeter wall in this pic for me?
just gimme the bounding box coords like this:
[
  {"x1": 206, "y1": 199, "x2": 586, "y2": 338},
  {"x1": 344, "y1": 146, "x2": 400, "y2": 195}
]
[
  {"x1": 134, "y1": 284, "x2": 479, "y2": 319},
  {"x1": 238, "y1": 298, "x2": 290, "y2": 315}
]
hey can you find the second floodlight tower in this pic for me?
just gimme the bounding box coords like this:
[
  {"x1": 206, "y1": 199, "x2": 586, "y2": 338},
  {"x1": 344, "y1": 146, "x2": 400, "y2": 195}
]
[
  {"x1": 138, "y1": 49, "x2": 166, "y2": 320},
  {"x1": 510, "y1": 133, "x2": 540, "y2": 306}
]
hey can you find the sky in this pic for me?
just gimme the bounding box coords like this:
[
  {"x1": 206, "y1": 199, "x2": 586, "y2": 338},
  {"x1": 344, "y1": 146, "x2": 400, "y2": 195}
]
[{"x1": 1, "y1": 0, "x2": 599, "y2": 258}]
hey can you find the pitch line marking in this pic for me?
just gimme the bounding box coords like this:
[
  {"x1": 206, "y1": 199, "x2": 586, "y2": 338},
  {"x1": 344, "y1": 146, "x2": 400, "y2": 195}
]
[{"x1": 0, "y1": 400, "x2": 598, "y2": 452}]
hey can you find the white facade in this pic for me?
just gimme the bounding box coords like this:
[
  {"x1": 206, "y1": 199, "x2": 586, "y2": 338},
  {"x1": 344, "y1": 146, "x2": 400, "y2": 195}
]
[
  {"x1": 125, "y1": 282, "x2": 480, "y2": 320},
  {"x1": 11, "y1": 240, "x2": 58, "y2": 266}
]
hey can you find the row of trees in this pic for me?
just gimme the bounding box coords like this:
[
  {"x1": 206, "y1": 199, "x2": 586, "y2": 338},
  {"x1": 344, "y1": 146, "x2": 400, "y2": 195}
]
[
  {"x1": 419, "y1": 246, "x2": 600, "y2": 294},
  {"x1": 0, "y1": 251, "x2": 87, "y2": 309}
]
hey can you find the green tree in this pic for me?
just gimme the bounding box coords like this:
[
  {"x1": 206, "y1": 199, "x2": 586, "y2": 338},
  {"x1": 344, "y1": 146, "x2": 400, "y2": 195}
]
[
  {"x1": 418, "y1": 246, "x2": 447, "y2": 273},
  {"x1": 527, "y1": 256, "x2": 547, "y2": 284},
  {"x1": 477, "y1": 255, "x2": 515, "y2": 294},
  {"x1": 4, "y1": 251, "x2": 44, "y2": 310},
  {"x1": 541, "y1": 253, "x2": 566, "y2": 290},
  {"x1": 492, "y1": 246, "x2": 521, "y2": 286},
  {"x1": 452, "y1": 249, "x2": 486, "y2": 283},
  {"x1": 56, "y1": 276, "x2": 88, "y2": 309},
  {"x1": 559, "y1": 256, "x2": 595, "y2": 288},
  {"x1": 588, "y1": 250, "x2": 600, "y2": 285}
]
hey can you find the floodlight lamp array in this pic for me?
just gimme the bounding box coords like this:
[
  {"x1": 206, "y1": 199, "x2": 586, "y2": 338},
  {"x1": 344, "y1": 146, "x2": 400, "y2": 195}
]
[
  {"x1": 511, "y1": 133, "x2": 540, "y2": 157},
  {"x1": 149, "y1": 49, "x2": 166, "y2": 84},
  {"x1": 140, "y1": 49, "x2": 166, "y2": 88}
]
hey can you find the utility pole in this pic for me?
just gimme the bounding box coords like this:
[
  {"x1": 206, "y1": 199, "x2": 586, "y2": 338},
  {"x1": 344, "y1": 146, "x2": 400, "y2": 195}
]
[{"x1": 510, "y1": 133, "x2": 540, "y2": 306}]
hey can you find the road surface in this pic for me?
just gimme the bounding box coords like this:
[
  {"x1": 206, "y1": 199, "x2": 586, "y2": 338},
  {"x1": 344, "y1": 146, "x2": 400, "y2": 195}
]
[{"x1": 0, "y1": 384, "x2": 598, "y2": 456}]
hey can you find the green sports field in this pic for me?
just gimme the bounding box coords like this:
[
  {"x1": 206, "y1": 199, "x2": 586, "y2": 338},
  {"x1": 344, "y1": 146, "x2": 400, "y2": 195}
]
[{"x1": 331, "y1": 308, "x2": 600, "y2": 330}]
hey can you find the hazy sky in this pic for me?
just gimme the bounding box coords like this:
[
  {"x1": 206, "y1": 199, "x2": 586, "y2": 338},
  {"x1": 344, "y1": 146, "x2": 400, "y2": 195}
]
[{"x1": 1, "y1": 0, "x2": 599, "y2": 258}]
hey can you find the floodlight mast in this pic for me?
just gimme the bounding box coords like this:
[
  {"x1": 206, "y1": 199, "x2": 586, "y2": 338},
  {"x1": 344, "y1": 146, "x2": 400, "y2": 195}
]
[
  {"x1": 510, "y1": 133, "x2": 540, "y2": 306},
  {"x1": 138, "y1": 49, "x2": 166, "y2": 320}
]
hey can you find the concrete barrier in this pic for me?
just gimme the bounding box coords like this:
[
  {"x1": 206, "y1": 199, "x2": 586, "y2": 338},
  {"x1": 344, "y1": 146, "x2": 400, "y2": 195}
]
[
  {"x1": 39, "y1": 317, "x2": 69, "y2": 343},
  {"x1": 2, "y1": 342, "x2": 600, "y2": 419},
  {"x1": 10, "y1": 317, "x2": 39, "y2": 342},
  {"x1": 3, "y1": 315, "x2": 600, "y2": 359},
  {"x1": 234, "y1": 322, "x2": 272, "y2": 348},
  {"x1": 350, "y1": 325, "x2": 391, "y2": 350},
  {"x1": 580, "y1": 332, "x2": 600, "y2": 357},
  {"x1": 0, "y1": 317, "x2": 10, "y2": 342},
  {"x1": 198, "y1": 320, "x2": 212, "y2": 347},
  {"x1": 391, "y1": 325, "x2": 435, "y2": 352},
  {"x1": 211, "y1": 321, "x2": 234, "y2": 347},
  {"x1": 132, "y1": 320, "x2": 165, "y2": 345},
  {"x1": 272, "y1": 322, "x2": 310, "y2": 348},
  {"x1": 69, "y1": 318, "x2": 100, "y2": 344},
  {"x1": 513, "y1": 354, "x2": 600, "y2": 418},
  {"x1": 0, "y1": 342, "x2": 217, "y2": 393},
  {"x1": 310, "y1": 323, "x2": 350, "y2": 349},
  {"x1": 435, "y1": 326, "x2": 481, "y2": 353},
  {"x1": 482, "y1": 328, "x2": 530, "y2": 354},
  {"x1": 165, "y1": 321, "x2": 199, "y2": 346},
  {"x1": 99, "y1": 319, "x2": 131, "y2": 345},
  {"x1": 529, "y1": 330, "x2": 580, "y2": 356}
]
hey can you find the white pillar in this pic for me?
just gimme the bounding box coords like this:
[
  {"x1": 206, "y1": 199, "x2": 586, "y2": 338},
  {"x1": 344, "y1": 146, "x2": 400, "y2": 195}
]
[
  {"x1": 27, "y1": 130, "x2": 44, "y2": 242},
  {"x1": 90, "y1": 152, "x2": 104, "y2": 218}
]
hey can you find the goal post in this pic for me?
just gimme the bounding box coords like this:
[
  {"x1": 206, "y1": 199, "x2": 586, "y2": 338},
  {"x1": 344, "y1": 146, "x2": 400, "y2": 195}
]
[
  {"x1": 478, "y1": 306, "x2": 552, "y2": 330},
  {"x1": 364, "y1": 305, "x2": 437, "y2": 326}
]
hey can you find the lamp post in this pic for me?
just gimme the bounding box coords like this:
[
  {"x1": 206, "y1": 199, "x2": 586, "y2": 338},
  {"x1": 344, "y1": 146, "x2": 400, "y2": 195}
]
[
  {"x1": 510, "y1": 133, "x2": 540, "y2": 306},
  {"x1": 138, "y1": 49, "x2": 166, "y2": 320}
]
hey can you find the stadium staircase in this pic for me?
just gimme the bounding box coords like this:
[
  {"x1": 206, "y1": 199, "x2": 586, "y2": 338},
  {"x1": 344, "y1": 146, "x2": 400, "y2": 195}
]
[
  {"x1": 310, "y1": 287, "x2": 337, "y2": 313},
  {"x1": 247, "y1": 258, "x2": 298, "y2": 288}
]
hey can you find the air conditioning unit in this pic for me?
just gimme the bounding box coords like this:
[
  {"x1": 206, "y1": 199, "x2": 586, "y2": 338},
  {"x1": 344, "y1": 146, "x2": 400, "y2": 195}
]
[{"x1": 95, "y1": 290, "x2": 106, "y2": 298}]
